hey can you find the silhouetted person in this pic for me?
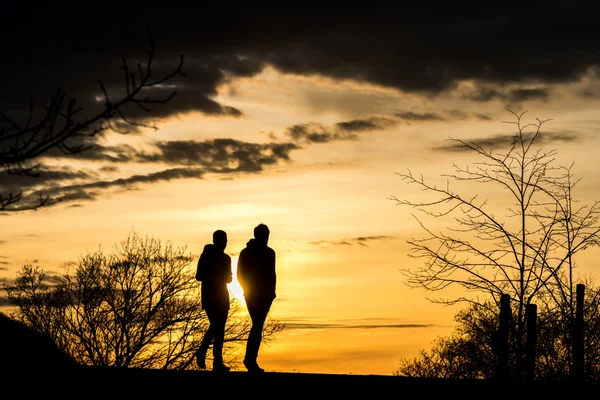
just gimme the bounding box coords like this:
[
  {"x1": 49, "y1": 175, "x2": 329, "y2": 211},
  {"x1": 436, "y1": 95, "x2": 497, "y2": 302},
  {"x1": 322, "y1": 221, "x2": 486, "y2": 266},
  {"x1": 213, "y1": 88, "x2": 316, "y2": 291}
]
[
  {"x1": 195, "y1": 229, "x2": 232, "y2": 373},
  {"x1": 237, "y1": 223, "x2": 276, "y2": 373}
]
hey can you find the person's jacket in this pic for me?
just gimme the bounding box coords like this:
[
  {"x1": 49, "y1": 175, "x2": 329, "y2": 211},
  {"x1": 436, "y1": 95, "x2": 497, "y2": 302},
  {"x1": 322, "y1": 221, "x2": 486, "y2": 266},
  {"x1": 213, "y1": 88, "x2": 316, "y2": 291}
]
[
  {"x1": 237, "y1": 238, "x2": 276, "y2": 301},
  {"x1": 197, "y1": 244, "x2": 232, "y2": 310}
]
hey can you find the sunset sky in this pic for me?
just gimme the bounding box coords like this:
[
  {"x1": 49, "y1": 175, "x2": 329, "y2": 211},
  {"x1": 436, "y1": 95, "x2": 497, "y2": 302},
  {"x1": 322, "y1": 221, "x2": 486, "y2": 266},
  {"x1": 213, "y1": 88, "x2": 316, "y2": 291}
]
[{"x1": 3, "y1": 3, "x2": 600, "y2": 375}]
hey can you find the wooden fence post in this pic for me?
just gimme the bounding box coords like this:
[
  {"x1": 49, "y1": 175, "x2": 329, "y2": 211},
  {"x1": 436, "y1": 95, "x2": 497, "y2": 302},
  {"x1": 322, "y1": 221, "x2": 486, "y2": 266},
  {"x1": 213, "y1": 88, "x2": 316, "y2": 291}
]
[
  {"x1": 495, "y1": 293, "x2": 511, "y2": 381},
  {"x1": 573, "y1": 283, "x2": 585, "y2": 381},
  {"x1": 525, "y1": 303, "x2": 537, "y2": 381}
]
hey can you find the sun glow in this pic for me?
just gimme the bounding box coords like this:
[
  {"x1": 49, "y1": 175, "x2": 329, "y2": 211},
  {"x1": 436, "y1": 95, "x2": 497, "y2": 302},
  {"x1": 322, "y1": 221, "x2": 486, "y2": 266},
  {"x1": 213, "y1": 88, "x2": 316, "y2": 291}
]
[{"x1": 228, "y1": 256, "x2": 245, "y2": 301}]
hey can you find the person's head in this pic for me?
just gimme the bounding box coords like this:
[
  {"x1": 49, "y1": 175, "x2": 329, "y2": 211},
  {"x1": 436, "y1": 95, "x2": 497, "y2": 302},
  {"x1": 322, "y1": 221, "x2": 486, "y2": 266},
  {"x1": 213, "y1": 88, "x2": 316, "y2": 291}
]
[
  {"x1": 213, "y1": 230, "x2": 227, "y2": 251},
  {"x1": 254, "y1": 223, "x2": 270, "y2": 244}
]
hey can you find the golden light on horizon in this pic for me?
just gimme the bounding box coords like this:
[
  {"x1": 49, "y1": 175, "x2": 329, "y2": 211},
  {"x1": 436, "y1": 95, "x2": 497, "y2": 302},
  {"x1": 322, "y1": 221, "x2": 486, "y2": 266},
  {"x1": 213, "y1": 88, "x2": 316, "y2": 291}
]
[{"x1": 228, "y1": 256, "x2": 245, "y2": 302}]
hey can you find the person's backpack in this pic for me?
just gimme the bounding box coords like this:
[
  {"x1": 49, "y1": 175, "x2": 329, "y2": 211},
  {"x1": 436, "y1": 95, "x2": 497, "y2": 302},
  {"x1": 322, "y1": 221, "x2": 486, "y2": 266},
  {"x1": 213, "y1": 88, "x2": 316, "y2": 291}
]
[{"x1": 195, "y1": 244, "x2": 213, "y2": 282}]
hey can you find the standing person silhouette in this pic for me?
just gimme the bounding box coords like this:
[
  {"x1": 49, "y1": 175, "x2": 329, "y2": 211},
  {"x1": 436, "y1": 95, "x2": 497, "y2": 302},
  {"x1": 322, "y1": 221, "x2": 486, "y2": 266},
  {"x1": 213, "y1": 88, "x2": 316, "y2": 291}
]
[
  {"x1": 237, "y1": 223, "x2": 276, "y2": 373},
  {"x1": 195, "y1": 229, "x2": 232, "y2": 373}
]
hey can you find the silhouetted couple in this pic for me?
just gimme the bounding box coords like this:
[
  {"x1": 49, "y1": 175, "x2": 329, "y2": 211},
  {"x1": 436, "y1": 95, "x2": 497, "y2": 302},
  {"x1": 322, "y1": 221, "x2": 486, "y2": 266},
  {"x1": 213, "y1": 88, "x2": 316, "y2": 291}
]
[{"x1": 194, "y1": 223, "x2": 276, "y2": 374}]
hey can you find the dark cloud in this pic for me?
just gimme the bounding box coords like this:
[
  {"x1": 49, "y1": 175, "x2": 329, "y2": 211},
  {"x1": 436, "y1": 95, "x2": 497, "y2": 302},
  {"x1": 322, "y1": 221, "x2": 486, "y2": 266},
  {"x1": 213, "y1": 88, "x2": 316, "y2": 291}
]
[
  {"x1": 353, "y1": 236, "x2": 397, "y2": 246},
  {"x1": 286, "y1": 116, "x2": 398, "y2": 145},
  {"x1": 510, "y1": 88, "x2": 550, "y2": 102},
  {"x1": 4, "y1": 137, "x2": 301, "y2": 207},
  {"x1": 395, "y1": 109, "x2": 493, "y2": 123},
  {"x1": 335, "y1": 116, "x2": 399, "y2": 132},
  {"x1": 29, "y1": 167, "x2": 207, "y2": 205},
  {"x1": 435, "y1": 130, "x2": 580, "y2": 152},
  {"x1": 0, "y1": 166, "x2": 96, "y2": 200},
  {"x1": 395, "y1": 112, "x2": 445, "y2": 121},
  {"x1": 311, "y1": 235, "x2": 396, "y2": 248},
  {"x1": 0, "y1": 169, "x2": 83, "y2": 198},
  {"x1": 3, "y1": 4, "x2": 598, "y2": 214},
  {"x1": 3, "y1": 3, "x2": 599, "y2": 125},
  {"x1": 463, "y1": 86, "x2": 550, "y2": 103},
  {"x1": 285, "y1": 123, "x2": 358, "y2": 144},
  {"x1": 234, "y1": 5, "x2": 600, "y2": 95},
  {"x1": 41, "y1": 139, "x2": 299, "y2": 170},
  {"x1": 4, "y1": 112, "x2": 399, "y2": 208},
  {"x1": 0, "y1": 24, "x2": 257, "y2": 124},
  {"x1": 141, "y1": 140, "x2": 298, "y2": 172}
]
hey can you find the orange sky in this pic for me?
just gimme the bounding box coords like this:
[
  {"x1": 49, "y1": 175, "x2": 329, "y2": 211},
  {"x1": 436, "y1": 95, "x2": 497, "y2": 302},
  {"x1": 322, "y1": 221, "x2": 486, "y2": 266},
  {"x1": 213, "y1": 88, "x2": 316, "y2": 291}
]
[{"x1": 3, "y1": 66, "x2": 600, "y2": 374}]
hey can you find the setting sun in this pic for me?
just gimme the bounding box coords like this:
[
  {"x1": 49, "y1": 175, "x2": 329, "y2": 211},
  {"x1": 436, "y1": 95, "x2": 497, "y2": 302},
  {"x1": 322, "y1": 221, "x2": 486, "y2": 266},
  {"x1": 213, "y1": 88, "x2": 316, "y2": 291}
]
[{"x1": 227, "y1": 256, "x2": 245, "y2": 302}]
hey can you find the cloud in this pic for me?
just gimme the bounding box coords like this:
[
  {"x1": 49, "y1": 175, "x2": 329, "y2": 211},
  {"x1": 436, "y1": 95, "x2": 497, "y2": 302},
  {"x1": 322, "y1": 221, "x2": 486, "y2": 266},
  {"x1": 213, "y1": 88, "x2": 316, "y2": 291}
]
[
  {"x1": 2, "y1": 137, "x2": 302, "y2": 208},
  {"x1": 335, "y1": 116, "x2": 399, "y2": 132},
  {"x1": 464, "y1": 86, "x2": 551, "y2": 104},
  {"x1": 395, "y1": 111, "x2": 445, "y2": 121},
  {"x1": 283, "y1": 317, "x2": 435, "y2": 330},
  {"x1": 29, "y1": 167, "x2": 207, "y2": 205},
  {"x1": 1, "y1": 32, "x2": 260, "y2": 127},
  {"x1": 310, "y1": 235, "x2": 396, "y2": 248},
  {"x1": 0, "y1": 100, "x2": 564, "y2": 210},
  {"x1": 284, "y1": 322, "x2": 434, "y2": 330},
  {"x1": 139, "y1": 140, "x2": 299, "y2": 172},
  {"x1": 285, "y1": 123, "x2": 357, "y2": 144},
  {"x1": 394, "y1": 109, "x2": 493, "y2": 123},
  {"x1": 435, "y1": 130, "x2": 580, "y2": 152},
  {"x1": 0, "y1": 109, "x2": 415, "y2": 210},
  {"x1": 286, "y1": 116, "x2": 398, "y2": 145},
  {"x1": 3, "y1": 4, "x2": 599, "y2": 128},
  {"x1": 239, "y1": 6, "x2": 600, "y2": 95},
  {"x1": 42, "y1": 139, "x2": 300, "y2": 170},
  {"x1": 4, "y1": 5, "x2": 598, "y2": 213},
  {"x1": 0, "y1": 271, "x2": 63, "y2": 287}
]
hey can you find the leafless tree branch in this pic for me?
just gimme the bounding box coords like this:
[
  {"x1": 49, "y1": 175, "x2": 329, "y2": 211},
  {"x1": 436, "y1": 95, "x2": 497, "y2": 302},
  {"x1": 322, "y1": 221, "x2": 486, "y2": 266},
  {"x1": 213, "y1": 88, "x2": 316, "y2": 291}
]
[{"x1": 0, "y1": 31, "x2": 186, "y2": 211}]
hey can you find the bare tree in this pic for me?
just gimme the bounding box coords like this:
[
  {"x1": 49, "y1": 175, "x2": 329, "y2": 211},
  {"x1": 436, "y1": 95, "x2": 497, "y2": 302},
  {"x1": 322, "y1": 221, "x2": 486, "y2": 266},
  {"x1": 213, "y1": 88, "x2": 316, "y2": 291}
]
[
  {"x1": 390, "y1": 110, "x2": 600, "y2": 377},
  {"x1": 394, "y1": 286, "x2": 600, "y2": 380},
  {"x1": 4, "y1": 232, "x2": 285, "y2": 370},
  {"x1": 0, "y1": 32, "x2": 185, "y2": 211}
]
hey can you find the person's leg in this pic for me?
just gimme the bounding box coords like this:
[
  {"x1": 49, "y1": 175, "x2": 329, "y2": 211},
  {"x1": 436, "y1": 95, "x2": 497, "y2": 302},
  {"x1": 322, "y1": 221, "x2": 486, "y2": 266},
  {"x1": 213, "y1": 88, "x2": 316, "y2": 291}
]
[
  {"x1": 196, "y1": 307, "x2": 216, "y2": 369},
  {"x1": 211, "y1": 306, "x2": 229, "y2": 371},
  {"x1": 244, "y1": 298, "x2": 272, "y2": 371}
]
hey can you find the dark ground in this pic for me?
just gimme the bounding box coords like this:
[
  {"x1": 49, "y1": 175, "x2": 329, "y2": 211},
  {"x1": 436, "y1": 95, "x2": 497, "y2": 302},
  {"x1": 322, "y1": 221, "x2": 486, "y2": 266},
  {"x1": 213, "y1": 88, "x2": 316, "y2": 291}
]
[
  {"x1": 5, "y1": 365, "x2": 597, "y2": 398},
  {"x1": 1, "y1": 312, "x2": 597, "y2": 397}
]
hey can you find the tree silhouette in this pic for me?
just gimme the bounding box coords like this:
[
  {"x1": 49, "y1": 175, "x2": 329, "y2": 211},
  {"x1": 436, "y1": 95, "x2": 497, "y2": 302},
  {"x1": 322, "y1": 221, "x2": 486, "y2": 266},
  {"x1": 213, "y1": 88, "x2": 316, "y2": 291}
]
[
  {"x1": 395, "y1": 283, "x2": 600, "y2": 380},
  {"x1": 4, "y1": 232, "x2": 285, "y2": 369},
  {"x1": 0, "y1": 33, "x2": 185, "y2": 211},
  {"x1": 390, "y1": 111, "x2": 600, "y2": 378}
]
